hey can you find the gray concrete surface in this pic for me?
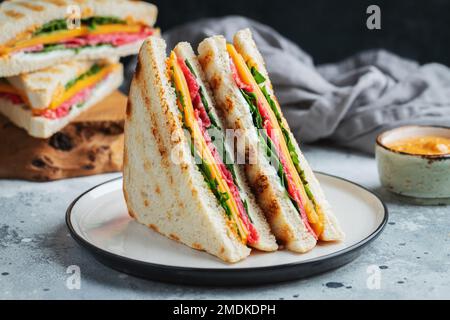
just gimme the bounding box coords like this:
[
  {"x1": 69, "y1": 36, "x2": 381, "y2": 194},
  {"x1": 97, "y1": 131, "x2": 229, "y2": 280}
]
[{"x1": 0, "y1": 145, "x2": 449, "y2": 299}]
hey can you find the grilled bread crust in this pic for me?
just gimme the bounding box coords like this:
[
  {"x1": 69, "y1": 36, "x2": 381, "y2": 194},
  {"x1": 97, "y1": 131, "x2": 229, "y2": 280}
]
[
  {"x1": 198, "y1": 35, "x2": 318, "y2": 253},
  {"x1": 233, "y1": 29, "x2": 345, "y2": 242},
  {"x1": 123, "y1": 37, "x2": 250, "y2": 263}
]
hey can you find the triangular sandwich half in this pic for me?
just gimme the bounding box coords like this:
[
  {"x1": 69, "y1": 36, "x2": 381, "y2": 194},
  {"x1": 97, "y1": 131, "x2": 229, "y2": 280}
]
[
  {"x1": 0, "y1": 60, "x2": 123, "y2": 138},
  {"x1": 123, "y1": 36, "x2": 277, "y2": 263}
]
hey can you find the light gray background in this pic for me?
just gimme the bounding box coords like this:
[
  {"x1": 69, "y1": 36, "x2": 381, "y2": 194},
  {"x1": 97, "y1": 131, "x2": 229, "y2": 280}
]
[{"x1": 0, "y1": 145, "x2": 449, "y2": 299}]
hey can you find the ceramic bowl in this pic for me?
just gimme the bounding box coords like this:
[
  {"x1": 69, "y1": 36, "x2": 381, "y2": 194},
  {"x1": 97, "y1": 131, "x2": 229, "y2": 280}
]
[{"x1": 375, "y1": 126, "x2": 450, "y2": 205}]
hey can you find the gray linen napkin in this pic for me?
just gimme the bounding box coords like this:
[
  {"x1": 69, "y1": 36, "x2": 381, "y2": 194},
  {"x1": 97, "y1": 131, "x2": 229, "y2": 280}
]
[{"x1": 127, "y1": 16, "x2": 450, "y2": 154}]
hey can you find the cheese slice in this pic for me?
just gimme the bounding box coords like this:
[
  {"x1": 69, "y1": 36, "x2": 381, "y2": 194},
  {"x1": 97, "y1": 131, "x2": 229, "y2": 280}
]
[
  {"x1": 227, "y1": 44, "x2": 324, "y2": 237},
  {"x1": 49, "y1": 64, "x2": 116, "y2": 110},
  {"x1": 170, "y1": 52, "x2": 249, "y2": 244},
  {"x1": 0, "y1": 24, "x2": 143, "y2": 56},
  {"x1": 33, "y1": 64, "x2": 117, "y2": 115}
]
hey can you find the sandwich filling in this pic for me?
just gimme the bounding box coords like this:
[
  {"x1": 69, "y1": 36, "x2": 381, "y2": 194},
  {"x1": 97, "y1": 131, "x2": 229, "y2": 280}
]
[
  {"x1": 227, "y1": 44, "x2": 325, "y2": 239},
  {"x1": 0, "y1": 17, "x2": 154, "y2": 57},
  {"x1": 169, "y1": 52, "x2": 259, "y2": 245},
  {"x1": 0, "y1": 63, "x2": 118, "y2": 119}
]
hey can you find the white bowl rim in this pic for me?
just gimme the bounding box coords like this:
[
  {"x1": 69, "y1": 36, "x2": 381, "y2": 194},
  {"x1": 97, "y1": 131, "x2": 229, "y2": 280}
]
[{"x1": 376, "y1": 125, "x2": 450, "y2": 159}]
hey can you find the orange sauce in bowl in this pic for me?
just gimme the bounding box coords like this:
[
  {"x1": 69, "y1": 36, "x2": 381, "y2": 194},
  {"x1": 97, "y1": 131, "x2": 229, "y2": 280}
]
[{"x1": 387, "y1": 136, "x2": 450, "y2": 155}]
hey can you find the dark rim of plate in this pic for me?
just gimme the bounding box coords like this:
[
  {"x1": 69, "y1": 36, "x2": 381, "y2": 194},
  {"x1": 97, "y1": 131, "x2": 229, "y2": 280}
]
[{"x1": 66, "y1": 173, "x2": 389, "y2": 273}]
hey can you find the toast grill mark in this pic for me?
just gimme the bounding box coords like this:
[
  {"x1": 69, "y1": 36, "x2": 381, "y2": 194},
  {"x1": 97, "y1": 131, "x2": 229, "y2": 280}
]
[
  {"x1": 4, "y1": 10, "x2": 24, "y2": 19},
  {"x1": 209, "y1": 75, "x2": 222, "y2": 91},
  {"x1": 224, "y1": 96, "x2": 234, "y2": 113},
  {"x1": 126, "y1": 99, "x2": 132, "y2": 119},
  {"x1": 135, "y1": 57, "x2": 143, "y2": 80},
  {"x1": 199, "y1": 52, "x2": 213, "y2": 71},
  {"x1": 15, "y1": 2, "x2": 45, "y2": 11},
  {"x1": 252, "y1": 171, "x2": 270, "y2": 196}
]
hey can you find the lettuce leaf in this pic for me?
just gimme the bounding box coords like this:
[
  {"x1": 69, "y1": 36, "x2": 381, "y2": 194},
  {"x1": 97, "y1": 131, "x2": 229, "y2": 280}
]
[
  {"x1": 83, "y1": 17, "x2": 126, "y2": 31},
  {"x1": 34, "y1": 19, "x2": 68, "y2": 36},
  {"x1": 33, "y1": 17, "x2": 126, "y2": 36},
  {"x1": 185, "y1": 59, "x2": 219, "y2": 128},
  {"x1": 251, "y1": 66, "x2": 266, "y2": 85},
  {"x1": 65, "y1": 63, "x2": 103, "y2": 90}
]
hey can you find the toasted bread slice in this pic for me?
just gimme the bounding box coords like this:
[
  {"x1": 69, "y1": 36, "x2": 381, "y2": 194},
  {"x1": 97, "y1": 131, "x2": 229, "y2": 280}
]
[{"x1": 123, "y1": 37, "x2": 251, "y2": 263}]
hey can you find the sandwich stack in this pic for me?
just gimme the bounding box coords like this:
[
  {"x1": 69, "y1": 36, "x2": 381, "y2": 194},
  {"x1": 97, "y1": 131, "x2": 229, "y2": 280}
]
[{"x1": 0, "y1": 0, "x2": 158, "y2": 180}]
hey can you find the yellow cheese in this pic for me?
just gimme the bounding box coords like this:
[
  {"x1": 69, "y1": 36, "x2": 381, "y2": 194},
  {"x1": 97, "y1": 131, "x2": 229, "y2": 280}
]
[
  {"x1": 33, "y1": 64, "x2": 117, "y2": 115},
  {"x1": 170, "y1": 52, "x2": 249, "y2": 244},
  {"x1": 227, "y1": 44, "x2": 324, "y2": 237},
  {"x1": 0, "y1": 24, "x2": 143, "y2": 56}
]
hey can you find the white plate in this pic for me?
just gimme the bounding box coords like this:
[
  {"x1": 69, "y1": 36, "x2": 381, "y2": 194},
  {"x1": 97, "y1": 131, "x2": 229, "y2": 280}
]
[{"x1": 66, "y1": 173, "x2": 387, "y2": 285}]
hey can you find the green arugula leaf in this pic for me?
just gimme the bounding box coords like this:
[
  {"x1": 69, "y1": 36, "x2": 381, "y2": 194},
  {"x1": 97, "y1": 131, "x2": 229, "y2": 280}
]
[
  {"x1": 33, "y1": 17, "x2": 125, "y2": 36},
  {"x1": 184, "y1": 59, "x2": 197, "y2": 77},
  {"x1": 240, "y1": 89, "x2": 263, "y2": 129},
  {"x1": 65, "y1": 64, "x2": 103, "y2": 90},
  {"x1": 39, "y1": 44, "x2": 67, "y2": 53},
  {"x1": 83, "y1": 16, "x2": 125, "y2": 31},
  {"x1": 199, "y1": 87, "x2": 219, "y2": 128},
  {"x1": 243, "y1": 199, "x2": 253, "y2": 223},
  {"x1": 250, "y1": 66, "x2": 266, "y2": 84},
  {"x1": 34, "y1": 19, "x2": 68, "y2": 36}
]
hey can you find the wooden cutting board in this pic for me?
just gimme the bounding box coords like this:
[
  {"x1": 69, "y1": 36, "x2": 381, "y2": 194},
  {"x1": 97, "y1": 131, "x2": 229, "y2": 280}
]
[{"x1": 0, "y1": 91, "x2": 127, "y2": 181}]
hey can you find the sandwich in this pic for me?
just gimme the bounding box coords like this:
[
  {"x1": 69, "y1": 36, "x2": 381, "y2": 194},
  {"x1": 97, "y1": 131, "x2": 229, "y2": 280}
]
[
  {"x1": 198, "y1": 29, "x2": 345, "y2": 253},
  {"x1": 0, "y1": 0, "x2": 157, "y2": 77},
  {"x1": 123, "y1": 36, "x2": 277, "y2": 263},
  {"x1": 0, "y1": 60, "x2": 123, "y2": 138}
]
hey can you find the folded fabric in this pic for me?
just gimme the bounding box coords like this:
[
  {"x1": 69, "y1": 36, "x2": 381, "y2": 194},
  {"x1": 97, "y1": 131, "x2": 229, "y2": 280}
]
[{"x1": 129, "y1": 15, "x2": 450, "y2": 154}]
